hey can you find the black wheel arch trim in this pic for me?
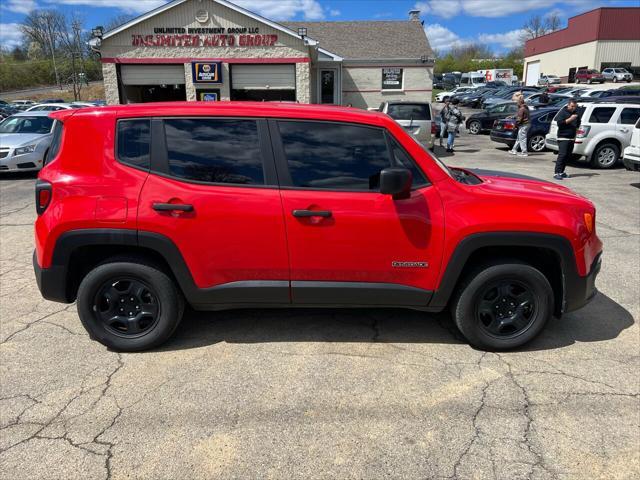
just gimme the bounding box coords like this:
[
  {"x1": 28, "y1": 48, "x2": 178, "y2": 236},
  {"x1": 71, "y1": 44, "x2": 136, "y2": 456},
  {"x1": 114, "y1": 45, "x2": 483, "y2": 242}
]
[{"x1": 427, "y1": 232, "x2": 592, "y2": 315}]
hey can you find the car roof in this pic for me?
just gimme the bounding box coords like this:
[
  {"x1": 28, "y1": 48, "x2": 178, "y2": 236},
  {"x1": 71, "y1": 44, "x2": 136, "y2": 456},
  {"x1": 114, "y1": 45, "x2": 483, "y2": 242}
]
[{"x1": 51, "y1": 101, "x2": 396, "y2": 126}]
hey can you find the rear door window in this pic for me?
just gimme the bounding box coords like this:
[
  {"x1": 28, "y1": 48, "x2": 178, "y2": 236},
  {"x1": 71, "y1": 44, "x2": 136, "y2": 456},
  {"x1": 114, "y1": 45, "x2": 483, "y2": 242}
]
[
  {"x1": 386, "y1": 104, "x2": 431, "y2": 121},
  {"x1": 164, "y1": 118, "x2": 264, "y2": 185},
  {"x1": 45, "y1": 121, "x2": 62, "y2": 165},
  {"x1": 117, "y1": 119, "x2": 150, "y2": 170},
  {"x1": 619, "y1": 108, "x2": 640, "y2": 125},
  {"x1": 588, "y1": 107, "x2": 616, "y2": 123}
]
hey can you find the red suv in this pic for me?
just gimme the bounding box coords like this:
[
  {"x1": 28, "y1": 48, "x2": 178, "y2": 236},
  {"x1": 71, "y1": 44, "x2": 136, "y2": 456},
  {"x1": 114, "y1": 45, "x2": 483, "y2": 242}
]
[
  {"x1": 575, "y1": 69, "x2": 605, "y2": 84},
  {"x1": 33, "y1": 103, "x2": 602, "y2": 351}
]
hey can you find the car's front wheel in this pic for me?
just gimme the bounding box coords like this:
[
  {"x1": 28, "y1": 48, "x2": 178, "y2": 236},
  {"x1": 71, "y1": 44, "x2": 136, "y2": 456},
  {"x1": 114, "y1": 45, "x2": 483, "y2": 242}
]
[
  {"x1": 528, "y1": 134, "x2": 546, "y2": 152},
  {"x1": 77, "y1": 259, "x2": 184, "y2": 351},
  {"x1": 613, "y1": 77, "x2": 618, "y2": 83},
  {"x1": 591, "y1": 142, "x2": 620, "y2": 169},
  {"x1": 451, "y1": 262, "x2": 553, "y2": 350},
  {"x1": 468, "y1": 120, "x2": 481, "y2": 135}
]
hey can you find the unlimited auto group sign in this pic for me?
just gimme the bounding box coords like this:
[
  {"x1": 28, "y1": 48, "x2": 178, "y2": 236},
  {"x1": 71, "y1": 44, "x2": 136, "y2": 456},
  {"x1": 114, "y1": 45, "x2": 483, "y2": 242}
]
[{"x1": 131, "y1": 26, "x2": 278, "y2": 47}]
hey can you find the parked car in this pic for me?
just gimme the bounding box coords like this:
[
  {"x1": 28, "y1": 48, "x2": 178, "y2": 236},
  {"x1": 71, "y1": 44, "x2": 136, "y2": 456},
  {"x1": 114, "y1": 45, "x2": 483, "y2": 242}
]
[
  {"x1": 482, "y1": 88, "x2": 539, "y2": 109},
  {"x1": 466, "y1": 102, "x2": 518, "y2": 135},
  {"x1": 0, "y1": 106, "x2": 17, "y2": 120},
  {"x1": 10, "y1": 100, "x2": 35, "y2": 111},
  {"x1": 622, "y1": 117, "x2": 640, "y2": 171},
  {"x1": 0, "y1": 100, "x2": 19, "y2": 116},
  {"x1": 435, "y1": 87, "x2": 474, "y2": 103},
  {"x1": 601, "y1": 68, "x2": 633, "y2": 83},
  {"x1": 379, "y1": 101, "x2": 433, "y2": 148},
  {"x1": 575, "y1": 69, "x2": 605, "y2": 84},
  {"x1": 599, "y1": 88, "x2": 640, "y2": 98},
  {"x1": 33, "y1": 102, "x2": 602, "y2": 352},
  {"x1": 459, "y1": 88, "x2": 500, "y2": 108},
  {"x1": 579, "y1": 89, "x2": 612, "y2": 98},
  {"x1": 0, "y1": 111, "x2": 57, "y2": 172},
  {"x1": 70, "y1": 102, "x2": 100, "y2": 108},
  {"x1": 40, "y1": 98, "x2": 65, "y2": 104},
  {"x1": 490, "y1": 107, "x2": 560, "y2": 152},
  {"x1": 538, "y1": 75, "x2": 561, "y2": 86},
  {"x1": 26, "y1": 103, "x2": 78, "y2": 112},
  {"x1": 546, "y1": 98, "x2": 640, "y2": 168},
  {"x1": 527, "y1": 93, "x2": 572, "y2": 110}
]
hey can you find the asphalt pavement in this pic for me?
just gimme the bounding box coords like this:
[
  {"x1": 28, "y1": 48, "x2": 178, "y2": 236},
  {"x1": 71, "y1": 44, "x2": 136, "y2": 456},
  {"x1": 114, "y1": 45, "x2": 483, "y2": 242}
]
[{"x1": 1, "y1": 125, "x2": 639, "y2": 480}]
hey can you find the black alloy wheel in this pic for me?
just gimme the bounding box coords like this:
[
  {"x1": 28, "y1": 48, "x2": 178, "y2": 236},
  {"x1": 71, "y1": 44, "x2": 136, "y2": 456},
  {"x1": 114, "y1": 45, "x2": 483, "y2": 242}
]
[
  {"x1": 475, "y1": 280, "x2": 536, "y2": 338},
  {"x1": 94, "y1": 278, "x2": 160, "y2": 337}
]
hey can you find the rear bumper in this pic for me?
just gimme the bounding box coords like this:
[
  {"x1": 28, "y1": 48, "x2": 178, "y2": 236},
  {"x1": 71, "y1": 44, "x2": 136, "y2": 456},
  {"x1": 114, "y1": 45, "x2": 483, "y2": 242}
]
[
  {"x1": 33, "y1": 250, "x2": 70, "y2": 303},
  {"x1": 564, "y1": 252, "x2": 602, "y2": 313},
  {"x1": 490, "y1": 131, "x2": 516, "y2": 145}
]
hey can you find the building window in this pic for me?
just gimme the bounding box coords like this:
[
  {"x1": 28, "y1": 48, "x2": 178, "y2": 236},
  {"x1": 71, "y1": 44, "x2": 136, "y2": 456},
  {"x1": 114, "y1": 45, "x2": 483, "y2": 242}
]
[{"x1": 382, "y1": 68, "x2": 404, "y2": 90}]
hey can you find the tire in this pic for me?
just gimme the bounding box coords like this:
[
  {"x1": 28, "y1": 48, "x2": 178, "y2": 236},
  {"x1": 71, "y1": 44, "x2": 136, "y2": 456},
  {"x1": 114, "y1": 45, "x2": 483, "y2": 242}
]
[
  {"x1": 468, "y1": 120, "x2": 481, "y2": 135},
  {"x1": 528, "y1": 134, "x2": 546, "y2": 152},
  {"x1": 575, "y1": 78, "x2": 580, "y2": 84},
  {"x1": 613, "y1": 77, "x2": 618, "y2": 83},
  {"x1": 590, "y1": 142, "x2": 620, "y2": 169},
  {"x1": 77, "y1": 259, "x2": 185, "y2": 351},
  {"x1": 451, "y1": 262, "x2": 553, "y2": 351}
]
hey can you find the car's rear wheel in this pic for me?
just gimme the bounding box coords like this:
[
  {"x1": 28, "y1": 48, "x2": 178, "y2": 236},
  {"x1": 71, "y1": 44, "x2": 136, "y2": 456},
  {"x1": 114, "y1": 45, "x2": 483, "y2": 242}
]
[
  {"x1": 77, "y1": 260, "x2": 184, "y2": 351},
  {"x1": 528, "y1": 134, "x2": 546, "y2": 152},
  {"x1": 591, "y1": 142, "x2": 620, "y2": 169},
  {"x1": 451, "y1": 262, "x2": 553, "y2": 350},
  {"x1": 468, "y1": 120, "x2": 481, "y2": 135},
  {"x1": 613, "y1": 77, "x2": 618, "y2": 83}
]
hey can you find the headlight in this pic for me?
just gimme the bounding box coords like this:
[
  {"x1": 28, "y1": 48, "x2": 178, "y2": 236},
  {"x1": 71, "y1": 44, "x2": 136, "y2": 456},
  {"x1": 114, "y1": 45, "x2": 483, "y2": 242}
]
[{"x1": 14, "y1": 144, "x2": 37, "y2": 156}]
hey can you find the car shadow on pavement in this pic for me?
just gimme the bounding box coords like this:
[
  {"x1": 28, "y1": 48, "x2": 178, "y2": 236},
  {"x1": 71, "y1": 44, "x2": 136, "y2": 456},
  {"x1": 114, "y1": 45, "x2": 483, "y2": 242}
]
[
  {"x1": 159, "y1": 292, "x2": 633, "y2": 353},
  {"x1": 0, "y1": 172, "x2": 38, "y2": 181}
]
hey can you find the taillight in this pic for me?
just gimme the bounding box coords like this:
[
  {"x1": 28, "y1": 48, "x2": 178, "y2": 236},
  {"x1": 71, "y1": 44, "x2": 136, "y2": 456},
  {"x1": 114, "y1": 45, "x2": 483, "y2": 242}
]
[
  {"x1": 576, "y1": 126, "x2": 591, "y2": 138},
  {"x1": 504, "y1": 122, "x2": 516, "y2": 130},
  {"x1": 35, "y1": 179, "x2": 52, "y2": 215},
  {"x1": 584, "y1": 212, "x2": 595, "y2": 235}
]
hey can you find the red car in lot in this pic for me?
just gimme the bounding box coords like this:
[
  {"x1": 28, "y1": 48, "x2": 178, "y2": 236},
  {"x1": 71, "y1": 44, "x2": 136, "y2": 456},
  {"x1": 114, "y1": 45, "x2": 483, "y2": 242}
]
[
  {"x1": 33, "y1": 102, "x2": 602, "y2": 351},
  {"x1": 575, "y1": 69, "x2": 605, "y2": 84}
]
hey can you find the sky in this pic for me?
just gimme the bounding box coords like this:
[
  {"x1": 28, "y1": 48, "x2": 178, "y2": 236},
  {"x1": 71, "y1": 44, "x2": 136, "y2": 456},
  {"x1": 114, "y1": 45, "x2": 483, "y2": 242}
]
[{"x1": 1, "y1": 0, "x2": 637, "y2": 54}]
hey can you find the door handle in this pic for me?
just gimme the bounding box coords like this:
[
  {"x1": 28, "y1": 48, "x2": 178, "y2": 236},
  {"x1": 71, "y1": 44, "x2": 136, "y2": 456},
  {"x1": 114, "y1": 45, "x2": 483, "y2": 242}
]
[
  {"x1": 292, "y1": 209, "x2": 332, "y2": 218},
  {"x1": 152, "y1": 203, "x2": 194, "y2": 212}
]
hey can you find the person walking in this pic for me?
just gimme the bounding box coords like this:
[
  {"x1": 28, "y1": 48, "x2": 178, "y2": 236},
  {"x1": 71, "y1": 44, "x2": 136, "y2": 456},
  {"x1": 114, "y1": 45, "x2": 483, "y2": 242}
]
[
  {"x1": 554, "y1": 98, "x2": 580, "y2": 180},
  {"x1": 509, "y1": 97, "x2": 530, "y2": 157},
  {"x1": 445, "y1": 98, "x2": 463, "y2": 153},
  {"x1": 438, "y1": 98, "x2": 450, "y2": 147}
]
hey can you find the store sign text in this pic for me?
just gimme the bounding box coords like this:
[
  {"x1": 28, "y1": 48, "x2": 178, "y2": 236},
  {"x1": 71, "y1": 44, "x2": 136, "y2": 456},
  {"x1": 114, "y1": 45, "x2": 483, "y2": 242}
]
[{"x1": 132, "y1": 26, "x2": 278, "y2": 47}]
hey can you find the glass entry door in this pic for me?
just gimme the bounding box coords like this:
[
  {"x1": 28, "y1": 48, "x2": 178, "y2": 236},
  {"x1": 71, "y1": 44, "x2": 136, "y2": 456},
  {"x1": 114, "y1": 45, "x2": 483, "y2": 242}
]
[{"x1": 320, "y1": 69, "x2": 337, "y2": 104}]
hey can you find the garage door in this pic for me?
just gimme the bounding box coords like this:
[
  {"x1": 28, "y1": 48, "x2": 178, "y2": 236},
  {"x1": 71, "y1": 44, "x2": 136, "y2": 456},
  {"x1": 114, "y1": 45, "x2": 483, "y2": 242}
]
[
  {"x1": 231, "y1": 64, "x2": 295, "y2": 90},
  {"x1": 525, "y1": 62, "x2": 540, "y2": 86},
  {"x1": 120, "y1": 65, "x2": 185, "y2": 85}
]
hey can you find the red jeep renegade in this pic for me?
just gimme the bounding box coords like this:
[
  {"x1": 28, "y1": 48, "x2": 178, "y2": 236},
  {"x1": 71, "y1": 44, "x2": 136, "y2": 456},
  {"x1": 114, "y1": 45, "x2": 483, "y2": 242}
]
[{"x1": 33, "y1": 102, "x2": 602, "y2": 352}]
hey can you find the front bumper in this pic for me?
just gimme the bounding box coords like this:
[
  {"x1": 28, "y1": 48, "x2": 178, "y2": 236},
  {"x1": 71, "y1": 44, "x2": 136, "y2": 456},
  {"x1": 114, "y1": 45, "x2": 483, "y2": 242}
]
[
  {"x1": 564, "y1": 252, "x2": 602, "y2": 313},
  {"x1": 33, "y1": 251, "x2": 70, "y2": 303},
  {"x1": 0, "y1": 149, "x2": 44, "y2": 172},
  {"x1": 545, "y1": 136, "x2": 559, "y2": 152},
  {"x1": 623, "y1": 153, "x2": 640, "y2": 171}
]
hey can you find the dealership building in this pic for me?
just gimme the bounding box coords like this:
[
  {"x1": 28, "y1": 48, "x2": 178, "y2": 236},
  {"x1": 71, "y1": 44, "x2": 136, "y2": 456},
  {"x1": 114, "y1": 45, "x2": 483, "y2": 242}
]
[
  {"x1": 523, "y1": 7, "x2": 640, "y2": 85},
  {"x1": 91, "y1": 0, "x2": 434, "y2": 108}
]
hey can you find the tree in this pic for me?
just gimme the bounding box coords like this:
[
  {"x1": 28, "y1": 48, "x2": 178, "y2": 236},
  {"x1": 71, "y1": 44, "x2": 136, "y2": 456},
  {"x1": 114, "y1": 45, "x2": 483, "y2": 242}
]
[
  {"x1": 522, "y1": 13, "x2": 563, "y2": 42},
  {"x1": 545, "y1": 13, "x2": 562, "y2": 33},
  {"x1": 20, "y1": 10, "x2": 64, "y2": 88}
]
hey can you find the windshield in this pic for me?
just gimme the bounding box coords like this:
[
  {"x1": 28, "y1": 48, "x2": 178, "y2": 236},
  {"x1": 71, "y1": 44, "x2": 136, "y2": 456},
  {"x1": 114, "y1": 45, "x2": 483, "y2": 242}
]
[
  {"x1": 471, "y1": 77, "x2": 484, "y2": 84},
  {"x1": 0, "y1": 116, "x2": 54, "y2": 134}
]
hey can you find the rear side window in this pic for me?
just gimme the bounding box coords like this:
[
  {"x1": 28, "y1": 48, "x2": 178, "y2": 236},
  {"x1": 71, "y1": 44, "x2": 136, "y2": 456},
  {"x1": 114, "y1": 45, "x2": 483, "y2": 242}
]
[
  {"x1": 386, "y1": 104, "x2": 431, "y2": 121},
  {"x1": 619, "y1": 108, "x2": 640, "y2": 125},
  {"x1": 45, "y1": 121, "x2": 63, "y2": 165},
  {"x1": 588, "y1": 107, "x2": 616, "y2": 123},
  {"x1": 277, "y1": 121, "x2": 428, "y2": 191},
  {"x1": 164, "y1": 118, "x2": 264, "y2": 185},
  {"x1": 117, "y1": 119, "x2": 150, "y2": 170}
]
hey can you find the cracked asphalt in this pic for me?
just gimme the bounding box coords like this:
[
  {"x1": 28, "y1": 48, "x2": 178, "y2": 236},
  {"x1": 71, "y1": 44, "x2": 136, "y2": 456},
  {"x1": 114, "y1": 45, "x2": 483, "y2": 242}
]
[{"x1": 1, "y1": 126, "x2": 639, "y2": 479}]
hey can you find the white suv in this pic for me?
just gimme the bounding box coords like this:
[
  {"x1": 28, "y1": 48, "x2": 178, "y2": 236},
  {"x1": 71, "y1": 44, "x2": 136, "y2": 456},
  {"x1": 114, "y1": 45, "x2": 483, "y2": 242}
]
[
  {"x1": 545, "y1": 100, "x2": 640, "y2": 168},
  {"x1": 623, "y1": 118, "x2": 640, "y2": 171}
]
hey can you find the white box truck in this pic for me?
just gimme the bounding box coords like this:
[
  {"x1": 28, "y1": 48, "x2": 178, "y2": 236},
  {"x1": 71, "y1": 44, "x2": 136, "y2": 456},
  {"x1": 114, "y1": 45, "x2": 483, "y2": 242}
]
[{"x1": 476, "y1": 69, "x2": 514, "y2": 85}]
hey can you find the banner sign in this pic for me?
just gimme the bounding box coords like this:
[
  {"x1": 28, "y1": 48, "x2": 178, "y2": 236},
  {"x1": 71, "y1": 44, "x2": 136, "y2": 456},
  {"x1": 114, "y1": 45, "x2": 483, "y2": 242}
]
[
  {"x1": 132, "y1": 26, "x2": 278, "y2": 48},
  {"x1": 382, "y1": 68, "x2": 403, "y2": 90},
  {"x1": 192, "y1": 62, "x2": 223, "y2": 83}
]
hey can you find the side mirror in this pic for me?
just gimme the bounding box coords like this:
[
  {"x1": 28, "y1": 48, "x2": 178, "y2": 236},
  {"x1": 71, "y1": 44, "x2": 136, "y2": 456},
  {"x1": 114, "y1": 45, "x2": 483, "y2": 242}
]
[{"x1": 380, "y1": 168, "x2": 412, "y2": 200}]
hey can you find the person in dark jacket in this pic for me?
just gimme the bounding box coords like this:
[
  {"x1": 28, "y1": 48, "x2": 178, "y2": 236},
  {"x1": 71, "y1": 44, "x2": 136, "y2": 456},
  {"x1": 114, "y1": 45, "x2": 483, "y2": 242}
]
[
  {"x1": 554, "y1": 99, "x2": 581, "y2": 180},
  {"x1": 539, "y1": 89, "x2": 550, "y2": 104}
]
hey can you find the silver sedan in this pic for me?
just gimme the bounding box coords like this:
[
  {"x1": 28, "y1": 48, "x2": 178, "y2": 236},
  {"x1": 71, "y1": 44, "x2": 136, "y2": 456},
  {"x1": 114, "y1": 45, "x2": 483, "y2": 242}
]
[{"x1": 0, "y1": 111, "x2": 57, "y2": 172}]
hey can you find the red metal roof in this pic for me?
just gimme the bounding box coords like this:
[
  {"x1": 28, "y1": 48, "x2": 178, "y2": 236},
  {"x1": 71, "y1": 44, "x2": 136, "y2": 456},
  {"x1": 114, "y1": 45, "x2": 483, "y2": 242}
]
[{"x1": 525, "y1": 7, "x2": 640, "y2": 57}]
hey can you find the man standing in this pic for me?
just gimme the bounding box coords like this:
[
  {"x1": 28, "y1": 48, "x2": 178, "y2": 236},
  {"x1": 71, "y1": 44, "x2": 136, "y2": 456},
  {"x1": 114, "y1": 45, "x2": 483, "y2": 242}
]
[
  {"x1": 539, "y1": 89, "x2": 550, "y2": 105},
  {"x1": 446, "y1": 98, "x2": 463, "y2": 153},
  {"x1": 554, "y1": 99, "x2": 580, "y2": 180},
  {"x1": 439, "y1": 98, "x2": 450, "y2": 147},
  {"x1": 509, "y1": 97, "x2": 530, "y2": 157}
]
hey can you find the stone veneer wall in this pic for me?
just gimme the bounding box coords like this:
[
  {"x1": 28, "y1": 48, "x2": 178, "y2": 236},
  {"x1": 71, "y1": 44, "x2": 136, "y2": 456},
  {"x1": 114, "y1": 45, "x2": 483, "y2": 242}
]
[{"x1": 102, "y1": 63, "x2": 119, "y2": 105}]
